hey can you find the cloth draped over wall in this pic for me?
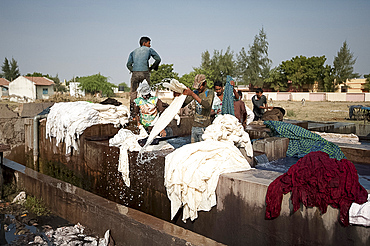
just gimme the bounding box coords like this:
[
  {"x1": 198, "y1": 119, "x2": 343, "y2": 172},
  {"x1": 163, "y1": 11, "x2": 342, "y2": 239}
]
[
  {"x1": 264, "y1": 120, "x2": 346, "y2": 160},
  {"x1": 46, "y1": 101, "x2": 129, "y2": 154},
  {"x1": 165, "y1": 114, "x2": 252, "y2": 222},
  {"x1": 265, "y1": 151, "x2": 368, "y2": 226}
]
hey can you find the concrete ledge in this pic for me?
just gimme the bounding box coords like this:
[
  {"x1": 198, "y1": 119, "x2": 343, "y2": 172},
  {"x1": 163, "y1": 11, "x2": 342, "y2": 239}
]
[{"x1": 3, "y1": 158, "x2": 224, "y2": 246}]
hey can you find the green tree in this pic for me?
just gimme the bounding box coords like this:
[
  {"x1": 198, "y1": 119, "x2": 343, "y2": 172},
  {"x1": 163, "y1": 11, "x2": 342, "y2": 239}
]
[
  {"x1": 320, "y1": 65, "x2": 335, "y2": 92},
  {"x1": 333, "y1": 41, "x2": 359, "y2": 87},
  {"x1": 77, "y1": 73, "x2": 116, "y2": 97},
  {"x1": 236, "y1": 28, "x2": 271, "y2": 88},
  {"x1": 364, "y1": 74, "x2": 370, "y2": 92},
  {"x1": 150, "y1": 64, "x2": 180, "y2": 86},
  {"x1": 2, "y1": 57, "x2": 20, "y2": 81},
  {"x1": 280, "y1": 55, "x2": 326, "y2": 91},
  {"x1": 265, "y1": 66, "x2": 288, "y2": 91},
  {"x1": 199, "y1": 47, "x2": 235, "y2": 84}
]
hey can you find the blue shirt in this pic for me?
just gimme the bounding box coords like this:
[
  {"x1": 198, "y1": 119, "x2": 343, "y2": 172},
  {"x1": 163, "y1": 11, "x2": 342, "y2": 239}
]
[{"x1": 126, "y1": 46, "x2": 161, "y2": 72}]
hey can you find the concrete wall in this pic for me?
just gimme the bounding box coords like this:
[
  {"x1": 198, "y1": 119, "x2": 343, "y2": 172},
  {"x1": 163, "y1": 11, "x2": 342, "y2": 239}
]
[
  {"x1": 291, "y1": 93, "x2": 307, "y2": 101},
  {"x1": 69, "y1": 82, "x2": 85, "y2": 97},
  {"x1": 346, "y1": 93, "x2": 365, "y2": 102},
  {"x1": 3, "y1": 159, "x2": 223, "y2": 246},
  {"x1": 9, "y1": 76, "x2": 36, "y2": 102},
  {"x1": 309, "y1": 92, "x2": 326, "y2": 101},
  {"x1": 0, "y1": 104, "x2": 24, "y2": 149},
  {"x1": 36, "y1": 85, "x2": 54, "y2": 99},
  {"x1": 327, "y1": 93, "x2": 347, "y2": 102},
  {"x1": 31, "y1": 122, "x2": 370, "y2": 245}
]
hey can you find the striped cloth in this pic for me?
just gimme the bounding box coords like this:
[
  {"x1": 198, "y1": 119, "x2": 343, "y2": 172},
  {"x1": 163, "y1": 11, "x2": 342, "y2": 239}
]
[
  {"x1": 221, "y1": 75, "x2": 235, "y2": 116},
  {"x1": 264, "y1": 120, "x2": 346, "y2": 160}
]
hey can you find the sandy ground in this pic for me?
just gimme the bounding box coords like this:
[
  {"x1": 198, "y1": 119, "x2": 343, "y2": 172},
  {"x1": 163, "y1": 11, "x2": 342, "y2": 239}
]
[{"x1": 1, "y1": 97, "x2": 368, "y2": 123}]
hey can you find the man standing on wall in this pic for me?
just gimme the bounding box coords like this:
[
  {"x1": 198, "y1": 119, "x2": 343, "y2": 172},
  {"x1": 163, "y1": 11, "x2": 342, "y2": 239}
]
[{"x1": 126, "y1": 36, "x2": 161, "y2": 117}]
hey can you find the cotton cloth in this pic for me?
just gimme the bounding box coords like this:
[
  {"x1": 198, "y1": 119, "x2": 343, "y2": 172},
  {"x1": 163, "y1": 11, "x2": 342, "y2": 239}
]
[
  {"x1": 136, "y1": 80, "x2": 151, "y2": 96},
  {"x1": 221, "y1": 75, "x2": 235, "y2": 116},
  {"x1": 162, "y1": 79, "x2": 187, "y2": 94},
  {"x1": 349, "y1": 194, "x2": 370, "y2": 226},
  {"x1": 46, "y1": 101, "x2": 129, "y2": 154},
  {"x1": 264, "y1": 120, "x2": 346, "y2": 160},
  {"x1": 143, "y1": 94, "x2": 187, "y2": 149},
  {"x1": 109, "y1": 126, "x2": 173, "y2": 187},
  {"x1": 265, "y1": 151, "x2": 368, "y2": 226},
  {"x1": 165, "y1": 114, "x2": 253, "y2": 222}
]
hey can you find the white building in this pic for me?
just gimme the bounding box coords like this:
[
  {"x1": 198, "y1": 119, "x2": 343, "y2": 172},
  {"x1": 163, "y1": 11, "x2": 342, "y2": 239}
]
[
  {"x1": 9, "y1": 76, "x2": 55, "y2": 102},
  {"x1": 69, "y1": 82, "x2": 85, "y2": 97},
  {"x1": 0, "y1": 78, "x2": 10, "y2": 97}
]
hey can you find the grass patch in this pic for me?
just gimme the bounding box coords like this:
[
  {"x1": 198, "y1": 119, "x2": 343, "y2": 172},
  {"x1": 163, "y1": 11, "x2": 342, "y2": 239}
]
[
  {"x1": 286, "y1": 109, "x2": 296, "y2": 117},
  {"x1": 24, "y1": 196, "x2": 50, "y2": 216}
]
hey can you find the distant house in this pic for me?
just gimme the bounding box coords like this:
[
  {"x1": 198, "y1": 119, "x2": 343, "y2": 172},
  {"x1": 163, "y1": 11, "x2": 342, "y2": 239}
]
[
  {"x1": 0, "y1": 78, "x2": 10, "y2": 97},
  {"x1": 9, "y1": 76, "x2": 55, "y2": 102},
  {"x1": 69, "y1": 82, "x2": 85, "y2": 97},
  {"x1": 335, "y1": 78, "x2": 367, "y2": 93}
]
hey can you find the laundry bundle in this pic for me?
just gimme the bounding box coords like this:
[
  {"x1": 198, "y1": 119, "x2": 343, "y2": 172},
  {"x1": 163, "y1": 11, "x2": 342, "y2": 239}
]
[{"x1": 165, "y1": 114, "x2": 253, "y2": 222}]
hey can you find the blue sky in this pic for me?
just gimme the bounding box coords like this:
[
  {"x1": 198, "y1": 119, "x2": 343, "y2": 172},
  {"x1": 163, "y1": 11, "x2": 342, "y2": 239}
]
[{"x1": 1, "y1": 0, "x2": 369, "y2": 85}]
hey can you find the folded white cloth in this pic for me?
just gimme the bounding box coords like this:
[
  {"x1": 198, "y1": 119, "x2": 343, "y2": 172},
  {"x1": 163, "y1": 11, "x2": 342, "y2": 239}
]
[
  {"x1": 162, "y1": 79, "x2": 187, "y2": 94},
  {"x1": 349, "y1": 194, "x2": 370, "y2": 226}
]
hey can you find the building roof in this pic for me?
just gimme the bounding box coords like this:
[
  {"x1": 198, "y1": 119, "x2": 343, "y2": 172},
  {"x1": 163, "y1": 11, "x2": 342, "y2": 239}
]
[
  {"x1": 24, "y1": 76, "x2": 55, "y2": 86},
  {"x1": 0, "y1": 78, "x2": 10, "y2": 86}
]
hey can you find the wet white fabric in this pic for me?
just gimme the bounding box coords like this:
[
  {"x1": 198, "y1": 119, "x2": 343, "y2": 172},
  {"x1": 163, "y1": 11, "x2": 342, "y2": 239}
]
[
  {"x1": 165, "y1": 140, "x2": 252, "y2": 222},
  {"x1": 109, "y1": 126, "x2": 174, "y2": 187},
  {"x1": 202, "y1": 114, "x2": 253, "y2": 158},
  {"x1": 349, "y1": 194, "x2": 370, "y2": 226},
  {"x1": 46, "y1": 101, "x2": 129, "y2": 154},
  {"x1": 162, "y1": 79, "x2": 187, "y2": 94},
  {"x1": 143, "y1": 94, "x2": 187, "y2": 149},
  {"x1": 165, "y1": 114, "x2": 253, "y2": 222}
]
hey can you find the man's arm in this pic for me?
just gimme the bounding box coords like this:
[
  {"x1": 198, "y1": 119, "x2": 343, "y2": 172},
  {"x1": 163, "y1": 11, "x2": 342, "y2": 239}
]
[
  {"x1": 230, "y1": 80, "x2": 239, "y2": 100},
  {"x1": 126, "y1": 52, "x2": 134, "y2": 72},
  {"x1": 150, "y1": 49, "x2": 161, "y2": 71},
  {"x1": 183, "y1": 88, "x2": 212, "y2": 108}
]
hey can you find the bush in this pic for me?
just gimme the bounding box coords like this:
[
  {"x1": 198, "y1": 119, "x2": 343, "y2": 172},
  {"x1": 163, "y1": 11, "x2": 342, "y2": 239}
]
[{"x1": 286, "y1": 109, "x2": 296, "y2": 117}]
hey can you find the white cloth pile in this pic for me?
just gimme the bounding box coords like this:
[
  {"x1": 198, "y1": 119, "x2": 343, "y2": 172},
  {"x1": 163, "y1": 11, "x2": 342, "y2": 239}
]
[
  {"x1": 349, "y1": 194, "x2": 370, "y2": 226},
  {"x1": 202, "y1": 114, "x2": 253, "y2": 158},
  {"x1": 164, "y1": 114, "x2": 253, "y2": 222},
  {"x1": 46, "y1": 101, "x2": 129, "y2": 154},
  {"x1": 109, "y1": 126, "x2": 174, "y2": 187}
]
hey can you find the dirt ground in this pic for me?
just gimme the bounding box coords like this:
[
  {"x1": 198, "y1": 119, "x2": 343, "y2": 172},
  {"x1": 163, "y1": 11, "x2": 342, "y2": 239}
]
[{"x1": 1, "y1": 97, "x2": 368, "y2": 123}]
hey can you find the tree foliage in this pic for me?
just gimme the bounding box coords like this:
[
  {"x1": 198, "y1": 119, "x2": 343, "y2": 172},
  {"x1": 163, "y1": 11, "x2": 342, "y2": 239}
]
[
  {"x1": 265, "y1": 56, "x2": 329, "y2": 92},
  {"x1": 77, "y1": 73, "x2": 116, "y2": 97},
  {"x1": 236, "y1": 28, "x2": 271, "y2": 87},
  {"x1": 25, "y1": 72, "x2": 67, "y2": 92},
  {"x1": 364, "y1": 74, "x2": 370, "y2": 92},
  {"x1": 150, "y1": 64, "x2": 180, "y2": 87},
  {"x1": 333, "y1": 41, "x2": 359, "y2": 86},
  {"x1": 1, "y1": 57, "x2": 20, "y2": 81}
]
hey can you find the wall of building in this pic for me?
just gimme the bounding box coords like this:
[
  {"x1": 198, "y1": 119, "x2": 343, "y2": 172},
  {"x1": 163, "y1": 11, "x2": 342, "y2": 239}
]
[
  {"x1": 36, "y1": 85, "x2": 54, "y2": 99},
  {"x1": 9, "y1": 76, "x2": 36, "y2": 101}
]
